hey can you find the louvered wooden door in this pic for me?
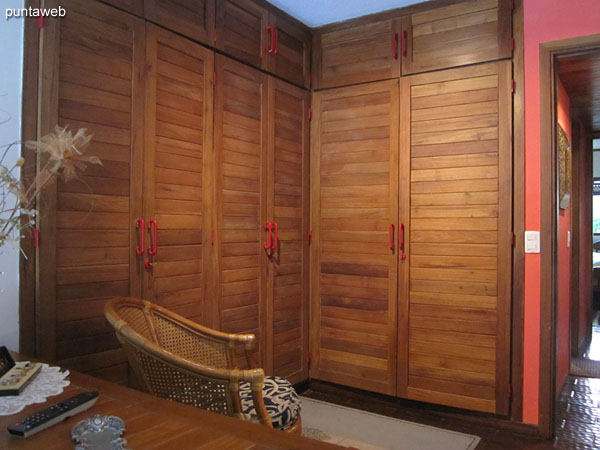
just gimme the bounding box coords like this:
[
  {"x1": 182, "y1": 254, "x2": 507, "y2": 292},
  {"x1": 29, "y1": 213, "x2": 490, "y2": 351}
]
[
  {"x1": 268, "y1": 13, "x2": 311, "y2": 89},
  {"x1": 144, "y1": 0, "x2": 215, "y2": 46},
  {"x1": 310, "y1": 80, "x2": 399, "y2": 395},
  {"x1": 312, "y1": 19, "x2": 401, "y2": 90},
  {"x1": 213, "y1": 55, "x2": 269, "y2": 367},
  {"x1": 37, "y1": 0, "x2": 145, "y2": 383},
  {"x1": 265, "y1": 78, "x2": 310, "y2": 383},
  {"x1": 142, "y1": 25, "x2": 214, "y2": 323},
  {"x1": 401, "y1": 0, "x2": 511, "y2": 75},
  {"x1": 398, "y1": 61, "x2": 512, "y2": 414},
  {"x1": 215, "y1": 0, "x2": 269, "y2": 70}
]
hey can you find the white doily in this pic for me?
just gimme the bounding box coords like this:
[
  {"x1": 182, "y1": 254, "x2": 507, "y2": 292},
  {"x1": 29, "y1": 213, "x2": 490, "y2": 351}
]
[{"x1": 0, "y1": 363, "x2": 70, "y2": 416}]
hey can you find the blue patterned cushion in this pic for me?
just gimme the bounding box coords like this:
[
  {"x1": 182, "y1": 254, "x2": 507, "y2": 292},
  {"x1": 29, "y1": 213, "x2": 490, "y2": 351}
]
[{"x1": 239, "y1": 376, "x2": 300, "y2": 430}]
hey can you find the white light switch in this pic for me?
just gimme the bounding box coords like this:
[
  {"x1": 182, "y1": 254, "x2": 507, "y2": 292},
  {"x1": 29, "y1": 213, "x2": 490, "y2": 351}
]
[{"x1": 524, "y1": 231, "x2": 540, "y2": 253}]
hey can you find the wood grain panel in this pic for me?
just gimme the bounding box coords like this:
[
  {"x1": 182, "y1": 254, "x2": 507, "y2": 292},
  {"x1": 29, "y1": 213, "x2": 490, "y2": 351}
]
[
  {"x1": 311, "y1": 80, "x2": 399, "y2": 395},
  {"x1": 214, "y1": 56, "x2": 268, "y2": 367},
  {"x1": 142, "y1": 26, "x2": 212, "y2": 326},
  {"x1": 399, "y1": 61, "x2": 512, "y2": 414},
  {"x1": 144, "y1": 0, "x2": 215, "y2": 45},
  {"x1": 402, "y1": 0, "x2": 511, "y2": 75},
  {"x1": 48, "y1": 0, "x2": 145, "y2": 383},
  {"x1": 313, "y1": 19, "x2": 401, "y2": 90}
]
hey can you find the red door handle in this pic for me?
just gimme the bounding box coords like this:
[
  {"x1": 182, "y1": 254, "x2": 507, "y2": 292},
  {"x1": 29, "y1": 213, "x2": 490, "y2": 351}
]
[
  {"x1": 401, "y1": 30, "x2": 407, "y2": 57},
  {"x1": 389, "y1": 224, "x2": 395, "y2": 251},
  {"x1": 393, "y1": 33, "x2": 398, "y2": 60},
  {"x1": 400, "y1": 223, "x2": 407, "y2": 261},
  {"x1": 148, "y1": 219, "x2": 158, "y2": 256},
  {"x1": 266, "y1": 26, "x2": 274, "y2": 53},
  {"x1": 263, "y1": 222, "x2": 273, "y2": 250},
  {"x1": 272, "y1": 222, "x2": 278, "y2": 249},
  {"x1": 136, "y1": 218, "x2": 145, "y2": 256},
  {"x1": 273, "y1": 27, "x2": 279, "y2": 55}
]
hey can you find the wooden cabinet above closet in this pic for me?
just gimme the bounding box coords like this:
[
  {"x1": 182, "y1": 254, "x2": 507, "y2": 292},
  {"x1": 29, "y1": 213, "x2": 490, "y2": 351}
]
[
  {"x1": 312, "y1": 0, "x2": 512, "y2": 89},
  {"x1": 216, "y1": 0, "x2": 311, "y2": 88},
  {"x1": 144, "y1": 0, "x2": 215, "y2": 45}
]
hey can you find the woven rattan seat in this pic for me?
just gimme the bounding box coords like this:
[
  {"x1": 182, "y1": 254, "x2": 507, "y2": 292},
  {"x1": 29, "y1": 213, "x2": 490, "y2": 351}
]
[{"x1": 105, "y1": 297, "x2": 301, "y2": 433}]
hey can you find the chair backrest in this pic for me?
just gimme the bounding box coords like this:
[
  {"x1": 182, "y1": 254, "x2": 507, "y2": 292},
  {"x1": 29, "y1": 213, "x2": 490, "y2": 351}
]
[{"x1": 105, "y1": 297, "x2": 242, "y2": 417}]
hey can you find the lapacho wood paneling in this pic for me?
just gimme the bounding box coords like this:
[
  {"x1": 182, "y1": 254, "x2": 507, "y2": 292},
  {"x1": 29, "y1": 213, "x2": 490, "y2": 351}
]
[
  {"x1": 101, "y1": 0, "x2": 144, "y2": 16},
  {"x1": 311, "y1": 80, "x2": 399, "y2": 396},
  {"x1": 144, "y1": 0, "x2": 215, "y2": 46},
  {"x1": 50, "y1": 0, "x2": 145, "y2": 383},
  {"x1": 216, "y1": 0, "x2": 268, "y2": 70},
  {"x1": 401, "y1": 0, "x2": 512, "y2": 75},
  {"x1": 143, "y1": 25, "x2": 214, "y2": 323},
  {"x1": 266, "y1": 78, "x2": 310, "y2": 383},
  {"x1": 268, "y1": 13, "x2": 311, "y2": 89},
  {"x1": 214, "y1": 55, "x2": 269, "y2": 367},
  {"x1": 398, "y1": 61, "x2": 512, "y2": 414},
  {"x1": 313, "y1": 19, "x2": 401, "y2": 90}
]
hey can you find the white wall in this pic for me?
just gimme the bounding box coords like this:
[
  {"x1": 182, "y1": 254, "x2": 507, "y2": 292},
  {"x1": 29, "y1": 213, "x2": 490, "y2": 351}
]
[{"x1": 0, "y1": 0, "x2": 25, "y2": 351}]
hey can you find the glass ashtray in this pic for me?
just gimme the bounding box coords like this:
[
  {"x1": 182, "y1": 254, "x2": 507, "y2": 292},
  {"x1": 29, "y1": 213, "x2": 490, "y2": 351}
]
[{"x1": 71, "y1": 414, "x2": 129, "y2": 450}]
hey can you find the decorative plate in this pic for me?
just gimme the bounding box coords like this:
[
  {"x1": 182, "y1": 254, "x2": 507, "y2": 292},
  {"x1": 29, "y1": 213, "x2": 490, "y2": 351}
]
[{"x1": 71, "y1": 415, "x2": 129, "y2": 450}]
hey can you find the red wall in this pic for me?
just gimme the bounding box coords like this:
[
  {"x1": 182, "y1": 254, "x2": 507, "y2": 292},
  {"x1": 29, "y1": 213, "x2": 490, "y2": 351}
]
[
  {"x1": 523, "y1": 0, "x2": 600, "y2": 425},
  {"x1": 556, "y1": 78, "x2": 571, "y2": 396}
]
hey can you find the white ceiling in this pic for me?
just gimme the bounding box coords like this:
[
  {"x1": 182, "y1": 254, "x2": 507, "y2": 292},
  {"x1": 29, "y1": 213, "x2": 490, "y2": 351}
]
[{"x1": 268, "y1": 0, "x2": 429, "y2": 27}]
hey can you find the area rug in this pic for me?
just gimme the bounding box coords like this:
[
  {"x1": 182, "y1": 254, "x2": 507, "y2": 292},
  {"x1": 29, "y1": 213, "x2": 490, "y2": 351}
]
[
  {"x1": 300, "y1": 397, "x2": 481, "y2": 450},
  {"x1": 571, "y1": 357, "x2": 600, "y2": 378}
]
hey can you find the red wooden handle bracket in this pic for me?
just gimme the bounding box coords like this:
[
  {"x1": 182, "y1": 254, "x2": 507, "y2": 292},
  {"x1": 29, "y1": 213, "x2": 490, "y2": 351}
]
[
  {"x1": 264, "y1": 222, "x2": 273, "y2": 250},
  {"x1": 147, "y1": 219, "x2": 158, "y2": 256},
  {"x1": 272, "y1": 222, "x2": 278, "y2": 249},
  {"x1": 266, "y1": 26, "x2": 274, "y2": 53},
  {"x1": 136, "y1": 218, "x2": 145, "y2": 256}
]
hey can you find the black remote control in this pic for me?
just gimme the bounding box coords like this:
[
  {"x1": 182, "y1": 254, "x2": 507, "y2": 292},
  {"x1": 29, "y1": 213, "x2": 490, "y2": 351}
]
[{"x1": 7, "y1": 392, "x2": 99, "y2": 438}]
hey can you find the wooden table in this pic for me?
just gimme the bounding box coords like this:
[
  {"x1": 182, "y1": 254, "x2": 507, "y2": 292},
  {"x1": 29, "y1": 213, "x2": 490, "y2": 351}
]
[{"x1": 1, "y1": 360, "x2": 345, "y2": 449}]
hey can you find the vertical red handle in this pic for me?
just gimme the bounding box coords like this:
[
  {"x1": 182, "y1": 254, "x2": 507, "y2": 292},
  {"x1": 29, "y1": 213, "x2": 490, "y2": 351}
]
[
  {"x1": 272, "y1": 222, "x2": 278, "y2": 249},
  {"x1": 273, "y1": 28, "x2": 279, "y2": 55},
  {"x1": 389, "y1": 224, "x2": 395, "y2": 251},
  {"x1": 266, "y1": 26, "x2": 274, "y2": 53},
  {"x1": 136, "y1": 218, "x2": 145, "y2": 256},
  {"x1": 400, "y1": 223, "x2": 407, "y2": 261},
  {"x1": 264, "y1": 222, "x2": 273, "y2": 249},
  {"x1": 393, "y1": 33, "x2": 398, "y2": 60},
  {"x1": 147, "y1": 219, "x2": 158, "y2": 256},
  {"x1": 401, "y1": 30, "x2": 407, "y2": 57}
]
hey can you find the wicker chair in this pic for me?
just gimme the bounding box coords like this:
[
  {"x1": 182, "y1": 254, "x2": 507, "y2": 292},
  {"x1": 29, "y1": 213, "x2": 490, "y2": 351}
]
[{"x1": 104, "y1": 297, "x2": 301, "y2": 433}]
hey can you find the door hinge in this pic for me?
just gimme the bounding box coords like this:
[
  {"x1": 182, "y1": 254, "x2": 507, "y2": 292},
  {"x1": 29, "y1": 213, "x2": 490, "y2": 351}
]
[
  {"x1": 34, "y1": 228, "x2": 40, "y2": 248},
  {"x1": 308, "y1": 230, "x2": 312, "y2": 243}
]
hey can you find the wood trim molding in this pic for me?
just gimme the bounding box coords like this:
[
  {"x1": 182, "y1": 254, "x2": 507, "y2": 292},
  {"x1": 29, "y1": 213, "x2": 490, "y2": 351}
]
[
  {"x1": 510, "y1": 0, "x2": 525, "y2": 422},
  {"x1": 539, "y1": 32, "x2": 600, "y2": 439},
  {"x1": 19, "y1": 0, "x2": 41, "y2": 356}
]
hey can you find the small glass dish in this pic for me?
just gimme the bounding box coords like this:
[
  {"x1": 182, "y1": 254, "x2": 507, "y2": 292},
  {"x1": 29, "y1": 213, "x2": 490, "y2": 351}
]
[{"x1": 71, "y1": 414, "x2": 129, "y2": 450}]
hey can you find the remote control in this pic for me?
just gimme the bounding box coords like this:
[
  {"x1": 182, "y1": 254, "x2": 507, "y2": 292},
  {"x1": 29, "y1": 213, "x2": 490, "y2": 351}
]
[
  {"x1": 7, "y1": 392, "x2": 99, "y2": 438},
  {"x1": 0, "y1": 362, "x2": 42, "y2": 396}
]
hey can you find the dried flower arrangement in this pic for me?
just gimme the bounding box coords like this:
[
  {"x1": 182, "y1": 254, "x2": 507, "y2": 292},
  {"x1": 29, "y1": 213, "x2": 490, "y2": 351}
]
[{"x1": 0, "y1": 125, "x2": 101, "y2": 250}]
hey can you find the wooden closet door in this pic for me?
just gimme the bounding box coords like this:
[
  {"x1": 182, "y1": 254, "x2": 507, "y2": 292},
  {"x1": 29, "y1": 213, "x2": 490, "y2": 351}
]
[
  {"x1": 268, "y1": 13, "x2": 311, "y2": 89},
  {"x1": 311, "y1": 80, "x2": 399, "y2": 396},
  {"x1": 215, "y1": 0, "x2": 269, "y2": 70},
  {"x1": 265, "y1": 78, "x2": 310, "y2": 383},
  {"x1": 401, "y1": 0, "x2": 512, "y2": 75},
  {"x1": 312, "y1": 19, "x2": 401, "y2": 90},
  {"x1": 398, "y1": 61, "x2": 512, "y2": 414},
  {"x1": 37, "y1": 0, "x2": 145, "y2": 383},
  {"x1": 214, "y1": 55, "x2": 269, "y2": 367},
  {"x1": 144, "y1": 0, "x2": 215, "y2": 46},
  {"x1": 142, "y1": 25, "x2": 214, "y2": 323}
]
